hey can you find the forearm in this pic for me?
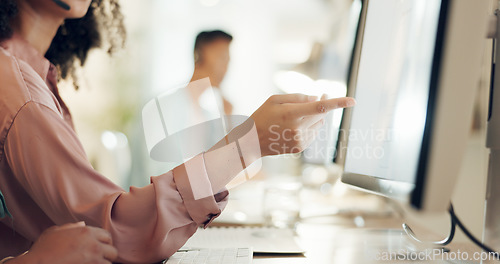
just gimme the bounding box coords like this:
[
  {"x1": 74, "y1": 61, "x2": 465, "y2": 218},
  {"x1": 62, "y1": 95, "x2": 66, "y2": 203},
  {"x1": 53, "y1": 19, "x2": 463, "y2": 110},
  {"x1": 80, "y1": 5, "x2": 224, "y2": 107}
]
[{"x1": 204, "y1": 118, "x2": 262, "y2": 194}]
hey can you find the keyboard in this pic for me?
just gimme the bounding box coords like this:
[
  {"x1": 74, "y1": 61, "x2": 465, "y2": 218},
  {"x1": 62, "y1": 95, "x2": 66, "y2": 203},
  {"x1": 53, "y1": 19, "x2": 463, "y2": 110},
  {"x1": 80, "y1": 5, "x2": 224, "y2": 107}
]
[
  {"x1": 184, "y1": 226, "x2": 303, "y2": 254},
  {"x1": 164, "y1": 247, "x2": 252, "y2": 264}
]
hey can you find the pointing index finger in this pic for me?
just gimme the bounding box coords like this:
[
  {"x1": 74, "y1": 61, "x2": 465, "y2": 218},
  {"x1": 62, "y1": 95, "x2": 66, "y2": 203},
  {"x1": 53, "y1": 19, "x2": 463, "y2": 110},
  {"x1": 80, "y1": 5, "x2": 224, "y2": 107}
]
[
  {"x1": 272, "y1": 93, "x2": 318, "y2": 104},
  {"x1": 294, "y1": 97, "x2": 356, "y2": 117}
]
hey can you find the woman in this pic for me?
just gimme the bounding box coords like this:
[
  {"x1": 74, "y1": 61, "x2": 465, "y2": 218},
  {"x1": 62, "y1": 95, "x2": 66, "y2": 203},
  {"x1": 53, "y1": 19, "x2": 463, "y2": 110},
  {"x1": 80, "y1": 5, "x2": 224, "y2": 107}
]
[{"x1": 0, "y1": 0, "x2": 355, "y2": 263}]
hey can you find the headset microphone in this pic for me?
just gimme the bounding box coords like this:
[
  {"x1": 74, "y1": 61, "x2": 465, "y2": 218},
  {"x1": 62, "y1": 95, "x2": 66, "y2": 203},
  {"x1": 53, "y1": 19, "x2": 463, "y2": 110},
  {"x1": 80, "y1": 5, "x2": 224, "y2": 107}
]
[{"x1": 53, "y1": 0, "x2": 71, "y2": 11}]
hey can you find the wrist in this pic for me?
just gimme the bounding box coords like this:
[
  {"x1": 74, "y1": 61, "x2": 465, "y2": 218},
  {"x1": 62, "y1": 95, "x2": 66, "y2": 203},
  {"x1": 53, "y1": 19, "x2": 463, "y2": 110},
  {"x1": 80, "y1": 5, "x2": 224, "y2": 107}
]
[
  {"x1": 248, "y1": 116, "x2": 266, "y2": 158},
  {"x1": 237, "y1": 118, "x2": 263, "y2": 162},
  {"x1": 204, "y1": 117, "x2": 262, "y2": 191}
]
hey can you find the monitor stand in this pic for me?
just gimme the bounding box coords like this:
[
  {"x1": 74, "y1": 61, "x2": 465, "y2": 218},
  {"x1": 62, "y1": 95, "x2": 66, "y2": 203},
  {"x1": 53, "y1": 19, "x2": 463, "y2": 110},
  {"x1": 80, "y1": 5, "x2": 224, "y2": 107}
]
[{"x1": 483, "y1": 6, "x2": 500, "y2": 259}]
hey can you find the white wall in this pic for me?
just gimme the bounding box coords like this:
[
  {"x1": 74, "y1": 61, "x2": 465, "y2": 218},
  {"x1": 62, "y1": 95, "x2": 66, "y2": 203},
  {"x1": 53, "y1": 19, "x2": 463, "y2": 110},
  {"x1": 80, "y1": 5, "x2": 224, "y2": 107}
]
[{"x1": 146, "y1": 0, "x2": 351, "y2": 115}]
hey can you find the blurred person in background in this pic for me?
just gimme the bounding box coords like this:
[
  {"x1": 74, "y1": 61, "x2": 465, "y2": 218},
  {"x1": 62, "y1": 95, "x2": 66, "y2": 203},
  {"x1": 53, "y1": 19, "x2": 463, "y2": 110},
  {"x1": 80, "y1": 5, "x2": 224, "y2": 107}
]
[
  {"x1": 155, "y1": 30, "x2": 235, "y2": 162},
  {"x1": 0, "y1": 0, "x2": 355, "y2": 263},
  {"x1": 190, "y1": 30, "x2": 233, "y2": 115}
]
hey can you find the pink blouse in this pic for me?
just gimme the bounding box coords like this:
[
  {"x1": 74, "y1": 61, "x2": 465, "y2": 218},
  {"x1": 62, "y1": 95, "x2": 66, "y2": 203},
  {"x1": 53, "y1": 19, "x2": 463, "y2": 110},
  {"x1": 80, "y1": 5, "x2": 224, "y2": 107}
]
[{"x1": 0, "y1": 34, "x2": 231, "y2": 263}]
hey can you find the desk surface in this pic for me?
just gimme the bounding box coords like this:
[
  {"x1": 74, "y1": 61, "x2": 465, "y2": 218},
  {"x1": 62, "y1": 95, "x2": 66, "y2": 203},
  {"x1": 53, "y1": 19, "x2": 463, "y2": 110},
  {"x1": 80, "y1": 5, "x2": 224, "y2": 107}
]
[
  {"x1": 213, "y1": 181, "x2": 489, "y2": 264},
  {"x1": 250, "y1": 217, "x2": 486, "y2": 264}
]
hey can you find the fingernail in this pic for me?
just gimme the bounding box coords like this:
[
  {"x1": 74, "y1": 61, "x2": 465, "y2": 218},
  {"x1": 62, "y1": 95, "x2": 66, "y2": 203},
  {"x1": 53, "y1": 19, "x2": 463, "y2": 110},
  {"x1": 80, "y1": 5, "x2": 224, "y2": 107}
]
[
  {"x1": 74, "y1": 221, "x2": 86, "y2": 226},
  {"x1": 346, "y1": 98, "x2": 356, "y2": 107},
  {"x1": 308, "y1": 95, "x2": 318, "y2": 102}
]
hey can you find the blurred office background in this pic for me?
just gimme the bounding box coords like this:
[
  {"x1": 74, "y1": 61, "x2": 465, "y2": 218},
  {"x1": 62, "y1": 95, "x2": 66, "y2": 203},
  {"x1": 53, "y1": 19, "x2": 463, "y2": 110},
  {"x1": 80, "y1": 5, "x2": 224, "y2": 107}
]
[
  {"x1": 58, "y1": 0, "x2": 494, "y2": 244},
  {"x1": 60, "y1": 0, "x2": 358, "y2": 186}
]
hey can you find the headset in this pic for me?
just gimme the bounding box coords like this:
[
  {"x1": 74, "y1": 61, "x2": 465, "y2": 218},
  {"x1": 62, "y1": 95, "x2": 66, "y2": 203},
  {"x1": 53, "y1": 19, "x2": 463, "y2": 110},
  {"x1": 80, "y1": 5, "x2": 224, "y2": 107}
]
[{"x1": 53, "y1": 0, "x2": 71, "y2": 10}]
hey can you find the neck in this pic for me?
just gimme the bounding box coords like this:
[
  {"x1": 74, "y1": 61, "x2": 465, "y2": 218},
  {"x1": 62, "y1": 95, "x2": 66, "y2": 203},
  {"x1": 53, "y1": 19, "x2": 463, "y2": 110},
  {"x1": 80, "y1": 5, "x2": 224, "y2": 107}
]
[
  {"x1": 191, "y1": 64, "x2": 221, "y2": 88},
  {"x1": 12, "y1": 2, "x2": 63, "y2": 56},
  {"x1": 189, "y1": 66, "x2": 207, "y2": 103}
]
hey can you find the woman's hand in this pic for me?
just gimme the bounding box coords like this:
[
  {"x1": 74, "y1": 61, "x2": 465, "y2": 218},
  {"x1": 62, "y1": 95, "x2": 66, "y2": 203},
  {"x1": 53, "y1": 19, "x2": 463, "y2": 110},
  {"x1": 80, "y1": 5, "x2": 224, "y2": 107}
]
[
  {"x1": 251, "y1": 94, "x2": 356, "y2": 157},
  {"x1": 198, "y1": 93, "x2": 355, "y2": 194},
  {"x1": 12, "y1": 222, "x2": 118, "y2": 264}
]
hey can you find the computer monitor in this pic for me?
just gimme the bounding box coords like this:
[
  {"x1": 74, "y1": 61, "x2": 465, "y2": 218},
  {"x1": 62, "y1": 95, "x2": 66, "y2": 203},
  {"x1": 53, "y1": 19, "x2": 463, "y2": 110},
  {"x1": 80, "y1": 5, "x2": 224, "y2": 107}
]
[{"x1": 338, "y1": 0, "x2": 489, "y2": 212}]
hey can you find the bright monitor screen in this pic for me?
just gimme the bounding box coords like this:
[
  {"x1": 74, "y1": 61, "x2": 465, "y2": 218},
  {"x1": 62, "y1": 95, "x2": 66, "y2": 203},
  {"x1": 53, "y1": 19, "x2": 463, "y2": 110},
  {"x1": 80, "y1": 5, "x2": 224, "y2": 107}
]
[{"x1": 343, "y1": 0, "x2": 443, "y2": 188}]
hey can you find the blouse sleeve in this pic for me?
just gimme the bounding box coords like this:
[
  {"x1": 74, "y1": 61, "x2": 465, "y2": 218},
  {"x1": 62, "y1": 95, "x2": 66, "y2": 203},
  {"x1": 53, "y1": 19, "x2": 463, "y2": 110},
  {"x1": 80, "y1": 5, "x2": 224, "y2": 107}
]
[{"x1": 4, "y1": 101, "x2": 229, "y2": 263}]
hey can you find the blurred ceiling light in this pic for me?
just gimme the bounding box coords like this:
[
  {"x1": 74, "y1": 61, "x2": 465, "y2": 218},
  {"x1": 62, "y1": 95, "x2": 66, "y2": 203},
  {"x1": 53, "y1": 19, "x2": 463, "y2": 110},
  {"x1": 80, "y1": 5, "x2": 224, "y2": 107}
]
[
  {"x1": 200, "y1": 0, "x2": 220, "y2": 7},
  {"x1": 101, "y1": 131, "x2": 118, "y2": 150},
  {"x1": 273, "y1": 70, "x2": 347, "y2": 98},
  {"x1": 101, "y1": 131, "x2": 129, "y2": 150}
]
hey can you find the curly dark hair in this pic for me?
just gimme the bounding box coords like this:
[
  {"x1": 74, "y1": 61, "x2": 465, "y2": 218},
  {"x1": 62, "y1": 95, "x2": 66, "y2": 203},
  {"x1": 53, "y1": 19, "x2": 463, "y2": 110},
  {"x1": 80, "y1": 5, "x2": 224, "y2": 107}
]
[{"x1": 0, "y1": 0, "x2": 126, "y2": 88}]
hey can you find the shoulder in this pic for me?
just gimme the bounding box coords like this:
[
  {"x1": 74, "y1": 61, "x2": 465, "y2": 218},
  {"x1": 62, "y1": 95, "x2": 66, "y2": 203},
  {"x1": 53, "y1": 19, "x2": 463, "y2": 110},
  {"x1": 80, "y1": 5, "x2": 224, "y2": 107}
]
[
  {"x1": 0, "y1": 47, "x2": 30, "y2": 108},
  {"x1": 0, "y1": 47, "x2": 63, "y2": 160},
  {"x1": 0, "y1": 47, "x2": 31, "y2": 159}
]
